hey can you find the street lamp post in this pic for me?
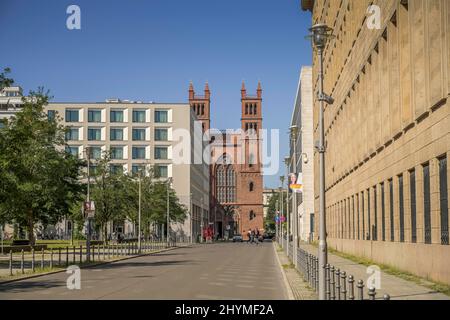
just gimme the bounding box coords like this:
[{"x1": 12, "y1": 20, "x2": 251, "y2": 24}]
[
  {"x1": 190, "y1": 192, "x2": 193, "y2": 244},
  {"x1": 166, "y1": 177, "x2": 173, "y2": 247},
  {"x1": 138, "y1": 171, "x2": 142, "y2": 253},
  {"x1": 308, "y1": 23, "x2": 334, "y2": 300},
  {"x1": 284, "y1": 156, "x2": 291, "y2": 257},
  {"x1": 85, "y1": 146, "x2": 92, "y2": 262},
  {"x1": 200, "y1": 196, "x2": 204, "y2": 243},
  {"x1": 275, "y1": 198, "x2": 279, "y2": 242},
  {"x1": 290, "y1": 125, "x2": 299, "y2": 267},
  {"x1": 279, "y1": 178, "x2": 285, "y2": 249}
]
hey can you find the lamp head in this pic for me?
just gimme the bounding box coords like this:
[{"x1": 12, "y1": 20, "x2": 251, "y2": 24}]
[{"x1": 308, "y1": 23, "x2": 334, "y2": 50}]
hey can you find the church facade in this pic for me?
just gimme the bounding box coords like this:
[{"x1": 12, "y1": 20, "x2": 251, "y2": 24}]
[{"x1": 189, "y1": 82, "x2": 264, "y2": 240}]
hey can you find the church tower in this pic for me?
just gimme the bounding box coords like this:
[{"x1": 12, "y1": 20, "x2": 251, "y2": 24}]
[{"x1": 189, "y1": 82, "x2": 211, "y2": 133}]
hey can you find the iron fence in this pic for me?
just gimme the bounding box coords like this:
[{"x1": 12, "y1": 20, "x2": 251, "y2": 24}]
[
  {"x1": 1, "y1": 238, "x2": 189, "y2": 277},
  {"x1": 296, "y1": 247, "x2": 390, "y2": 300}
]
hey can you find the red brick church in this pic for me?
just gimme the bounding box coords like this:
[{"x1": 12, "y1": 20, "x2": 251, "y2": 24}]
[{"x1": 189, "y1": 82, "x2": 264, "y2": 240}]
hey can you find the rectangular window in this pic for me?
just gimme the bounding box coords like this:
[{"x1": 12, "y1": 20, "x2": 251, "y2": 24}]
[
  {"x1": 155, "y1": 165, "x2": 168, "y2": 178},
  {"x1": 439, "y1": 157, "x2": 448, "y2": 245},
  {"x1": 381, "y1": 182, "x2": 386, "y2": 241},
  {"x1": 110, "y1": 110, "x2": 124, "y2": 123},
  {"x1": 155, "y1": 128, "x2": 168, "y2": 141},
  {"x1": 110, "y1": 128, "x2": 123, "y2": 141},
  {"x1": 110, "y1": 147, "x2": 123, "y2": 160},
  {"x1": 89, "y1": 165, "x2": 98, "y2": 176},
  {"x1": 132, "y1": 128, "x2": 146, "y2": 141},
  {"x1": 362, "y1": 191, "x2": 365, "y2": 240},
  {"x1": 423, "y1": 163, "x2": 432, "y2": 244},
  {"x1": 65, "y1": 109, "x2": 79, "y2": 122},
  {"x1": 132, "y1": 110, "x2": 146, "y2": 123},
  {"x1": 88, "y1": 110, "x2": 102, "y2": 122},
  {"x1": 310, "y1": 213, "x2": 315, "y2": 234},
  {"x1": 48, "y1": 110, "x2": 56, "y2": 121},
  {"x1": 155, "y1": 110, "x2": 168, "y2": 123},
  {"x1": 88, "y1": 128, "x2": 101, "y2": 141},
  {"x1": 65, "y1": 146, "x2": 79, "y2": 158},
  {"x1": 367, "y1": 189, "x2": 371, "y2": 240},
  {"x1": 154, "y1": 146, "x2": 168, "y2": 160},
  {"x1": 352, "y1": 196, "x2": 355, "y2": 239},
  {"x1": 389, "y1": 179, "x2": 394, "y2": 242},
  {"x1": 89, "y1": 147, "x2": 102, "y2": 160},
  {"x1": 410, "y1": 170, "x2": 417, "y2": 243},
  {"x1": 132, "y1": 147, "x2": 146, "y2": 160},
  {"x1": 399, "y1": 174, "x2": 405, "y2": 242},
  {"x1": 132, "y1": 164, "x2": 145, "y2": 175},
  {"x1": 110, "y1": 165, "x2": 123, "y2": 175},
  {"x1": 357, "y1": 194, "x2": 360, "y2": 240},
  {"x1": 373, "y1": 186, "x2": 378, "y2": 241},
  {"x1": 65, "y1": 128, "x2": 79, "y2": 141}
]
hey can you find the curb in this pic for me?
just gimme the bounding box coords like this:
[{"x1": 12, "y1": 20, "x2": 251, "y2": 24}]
[
  {"x1": 0, "y1": 245, "x2": 190, "y2": 286},
  {"x1": 272, "y1": 242, "x2": 295, "y2": 300}
]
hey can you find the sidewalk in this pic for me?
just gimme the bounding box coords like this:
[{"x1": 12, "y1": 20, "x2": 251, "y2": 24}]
[
  {"x1": 301, "y1": 244, "x2": 449, "y2": 300},
  {"x1": 274, "y1": 243, "x2": 317, "y2": 300}
]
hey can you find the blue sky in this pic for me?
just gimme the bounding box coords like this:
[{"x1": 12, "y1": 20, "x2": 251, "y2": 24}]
[{"x1": 0, "y1": 0, "x2": 312, "y2": 188}]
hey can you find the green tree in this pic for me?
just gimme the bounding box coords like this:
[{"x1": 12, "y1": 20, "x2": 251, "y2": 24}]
[
  {"x1": 89, "y1": 152, "x2": 128, "y2": 242},
  {"x1": 265, "y1": 192, "x2": 280, "y2": 233},
  {"x1": 0, "y1": 67, "x2": 14, "y2": 90},
  {"x1": 0, "y1": 88, "x2": 85, "y2": 245}
]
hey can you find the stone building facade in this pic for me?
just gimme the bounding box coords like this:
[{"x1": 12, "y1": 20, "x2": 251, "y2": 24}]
[
  {"x1": 189, "y1": 83, "x2": 264, "y2": 239},
  {"x1": 303, "y1": 0, "x2": 450, "y2": 284}
]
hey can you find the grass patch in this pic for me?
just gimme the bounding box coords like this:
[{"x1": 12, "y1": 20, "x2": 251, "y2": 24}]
[
  {"x1": 282, "y1": 263, "x2": 295, "y2": 269},
  {"x1": 327, "y1": 247, "x2": 450, "y2": 297}
]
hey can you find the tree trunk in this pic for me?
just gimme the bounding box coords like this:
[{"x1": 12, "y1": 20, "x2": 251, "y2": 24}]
[
  {"x1": 103, "y1": 223, "x2": 108, "y2": 244},
  {"x1": 27, "y1": 209, "x2": 35, "y2": 246}
]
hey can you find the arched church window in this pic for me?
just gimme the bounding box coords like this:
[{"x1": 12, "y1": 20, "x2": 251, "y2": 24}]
[{"x1": 249, "y1": 182, "x2": 254, "y2": 192}]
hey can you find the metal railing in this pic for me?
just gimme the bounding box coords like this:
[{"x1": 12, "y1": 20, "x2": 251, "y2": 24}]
[
  {"x1": 1, "y1": 238, "x2": 189, "y2": 277},
  {"x1": 296, "y1": 248, "x2": 390, "y2": 300}
]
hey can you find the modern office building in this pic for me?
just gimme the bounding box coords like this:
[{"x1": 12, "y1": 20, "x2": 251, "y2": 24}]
[
  {"x1": 290, "y1": 66, "x2": 314, "y2": 242},
  {"x1": 44, "y1": 100, "x2": 209, "y2": 240},
  {"x1": 303, "y1": 0, "x2": 450, "y2": 284},
  {"x1": 0, "y1": 86, "x2": 24, "y2": 123}
]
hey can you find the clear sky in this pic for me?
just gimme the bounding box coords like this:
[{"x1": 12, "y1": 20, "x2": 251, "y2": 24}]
[{"x1": 0, "y1": 0, "x2": 313, "y2": 188}]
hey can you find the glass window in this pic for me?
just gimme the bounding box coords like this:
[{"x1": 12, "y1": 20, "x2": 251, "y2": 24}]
[
  {"x1": 110, "y1": 147, "x2": 123, "y2": 160},
  {"x1": 155, "y1": 110, "x2": 168, "y2": 123},
  {"x1": 132, "y1": 164, "x2": 145, "y2": 175},
  {"x1": 399, "y1": 175, "x2": 405, "y2": 243},
  {"x1": 410, "y1": 170, "x2": 417, "y2": 243},
  {"x1": 423, "y1": 164, "x2": 431, "y2": 244},
  {"x1": 132, "y1": 110, "x2": 146, "y2": 123},
  {"x1": 132, "y1": 128, "x2": 146, "y2": 141},
  {"x1": 89, "y1": 165, "x2": 98, "y2": 176},
  {"x1": 88, "y1": 128, "x2": 102, "y2": 141},
  {"x1": 381, "y1": 182, "x2": 386, "y2": 241},
  {"x1": 88, "y1": 110, "x2": 102, "y2": 122},
  {"x1": 65, "y1": 128, "x2": 79, "y2": 141},
  {"x1": 65, "y1": 146, "x2": 79, "y2": 157},
  {"x1": 389, "y1": 179, "x2": 394, "y2": 242},
  {"x1": 373, "y1": 187, "x2": 377, "y2": 241},
  {"x1": 110, "y1": 110, "x2": 124, "y2": 123},
  {"x1": 155, "y1": 128, "x2": 168, "y2": 141},
  {"x1": 154, "y1": 146, "x2": 168, "y2": 160},
  {"x1": 65, "y1": 109, "x2": 79, "y2": 122},
  {"x1": 439, "y1": 157, "x2": 448, "y2": 245},
  {"x1": 89, "y1": 147, "x2": 102, "y2": 160},
  {"x1": 110, "y1": 165, "x2": 123, "y2": 175},
  {"x1": 110, "y1": 128, "x2": 123, "y2": 141},
  {"x1": 155, "y1": 165, "x2": 168, "y2": 178},
  {"x1": 132, "y1": 147, "x2": 146, "y2": 160},
  {"x1": 48, "y1": 110, "x2": 56, "y2": 121}
]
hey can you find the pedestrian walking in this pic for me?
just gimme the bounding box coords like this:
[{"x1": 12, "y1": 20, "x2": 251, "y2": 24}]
[{"x1": 247, "y1": 230, "x2": 251, "y2": 243}]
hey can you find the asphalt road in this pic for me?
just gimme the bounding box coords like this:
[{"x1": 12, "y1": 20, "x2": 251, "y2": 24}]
[{"x1": 0, "y1": 242, "x2": 288, "y2": 300}]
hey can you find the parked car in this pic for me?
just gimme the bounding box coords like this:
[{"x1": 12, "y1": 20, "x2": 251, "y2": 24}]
[{"x1": 232, "y1": 234, "x2": 243, "y2": 242}]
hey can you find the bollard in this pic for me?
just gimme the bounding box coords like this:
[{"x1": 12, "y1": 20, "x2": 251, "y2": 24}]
[
  {"x1": 368, "y1": 287, "x2": 377, "y2": 300},
  {"x1": 80, "y1": 245, "x2": 83, "y2": 264},
  {"x1": 21, "y1": 249, "x2": 24, "y2": 274},
  {"x1": 66, "y1": 246, "x2": 69, "y2": 267},
  {"x1": 383, "y1": 294, "x2": 390, "y2": 300},
  {"x1": 341, "y1": 271, "x2": 347, "y2": 300},
  {"x1": 325, "y1": 264, "x2": 331, "y2": 300},
  {"x1": 50, "y1": 248, "x2": 53, "y2": 269},
  {"x1": 330, "y1": 266, "x2": 336, "y2": 300},
  {"x1": 41, "y1": 248, "x2": 44, "y2": 269},
  {"x1": 335, "y1": 269, "x2": 341, "y2": 300},
  {"x1": 58, "y1": 248, "x2": 61, "y2": 266},
  {"x1": 348, "y1": 275, "x2": 355, "y2": 300},
  {"x1": 32, "y1": 248, "x2": 35, "y2": 272},
  {"x1": 9, "y1": 250, "x2": 13, "y2": 276},
  {"x1": 357, "y1": 280, "x2": 364, "y2": 300}
]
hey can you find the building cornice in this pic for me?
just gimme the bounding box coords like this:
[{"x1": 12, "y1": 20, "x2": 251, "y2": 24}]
[{"x1": 301, "y1": 0, "x2": 314, "y2": 12}]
